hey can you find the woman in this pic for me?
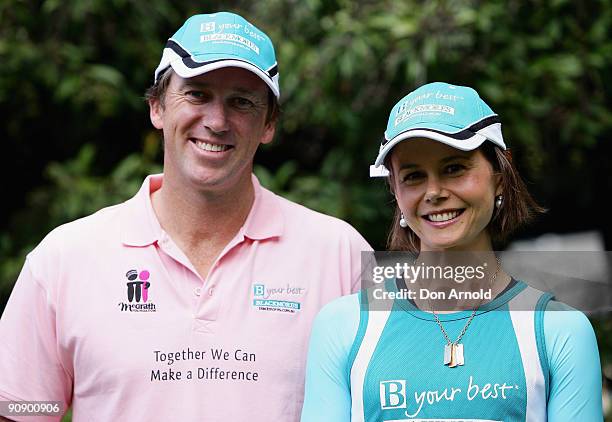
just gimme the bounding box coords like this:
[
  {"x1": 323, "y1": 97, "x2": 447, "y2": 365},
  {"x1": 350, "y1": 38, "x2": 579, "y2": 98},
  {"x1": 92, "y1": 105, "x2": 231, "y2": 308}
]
[{"x1": 300, "y1": 82, "x2": 603, "y2": 421}]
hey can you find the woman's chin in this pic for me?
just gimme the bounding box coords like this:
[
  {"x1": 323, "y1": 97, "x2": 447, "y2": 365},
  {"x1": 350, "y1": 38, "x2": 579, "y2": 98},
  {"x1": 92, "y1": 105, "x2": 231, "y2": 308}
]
[
  {"x1": 419, "y1": 233, "x2": 465, "y2": 251},
  {"x1": 421, "y1": 241, "x2": 461, "y2": 251}
]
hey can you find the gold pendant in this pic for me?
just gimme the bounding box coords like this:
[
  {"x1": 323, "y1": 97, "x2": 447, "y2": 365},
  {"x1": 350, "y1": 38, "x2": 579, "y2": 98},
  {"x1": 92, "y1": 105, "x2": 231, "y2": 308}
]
[{"x1": 443, "y1": 344, "x2": 465, "y2": 367}]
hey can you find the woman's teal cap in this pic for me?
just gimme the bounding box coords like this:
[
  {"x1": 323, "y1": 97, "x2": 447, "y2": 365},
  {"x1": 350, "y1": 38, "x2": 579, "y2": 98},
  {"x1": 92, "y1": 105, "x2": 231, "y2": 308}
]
[{"x1": 371, "y1": 82, "x2": 505, "y2": 177}]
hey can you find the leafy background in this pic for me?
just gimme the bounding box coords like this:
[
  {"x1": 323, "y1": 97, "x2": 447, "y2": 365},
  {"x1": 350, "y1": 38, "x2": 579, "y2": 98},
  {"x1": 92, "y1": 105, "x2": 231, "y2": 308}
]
[{"x1": 1, "y1": 0, "x2": 611, "y2": 419}]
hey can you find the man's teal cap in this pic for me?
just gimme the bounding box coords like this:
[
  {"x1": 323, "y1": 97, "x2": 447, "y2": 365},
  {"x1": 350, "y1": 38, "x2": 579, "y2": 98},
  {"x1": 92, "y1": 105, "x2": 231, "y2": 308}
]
[
  {"x1": 154, "y1": 12, "x2": 280, "y2": 98},
  {"x1": 371, "y1": 82, "x2": 506, "y2": 177}
]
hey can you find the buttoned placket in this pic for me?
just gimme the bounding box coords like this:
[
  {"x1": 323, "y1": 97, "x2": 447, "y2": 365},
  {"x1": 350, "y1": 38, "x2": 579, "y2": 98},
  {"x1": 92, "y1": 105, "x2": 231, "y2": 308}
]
[
  {"x1": 122, "y1": 174, "x2": 283, "y2": 335},
  {"x1": 156, "y1": 229, "x2": 249, "y2": 334}
]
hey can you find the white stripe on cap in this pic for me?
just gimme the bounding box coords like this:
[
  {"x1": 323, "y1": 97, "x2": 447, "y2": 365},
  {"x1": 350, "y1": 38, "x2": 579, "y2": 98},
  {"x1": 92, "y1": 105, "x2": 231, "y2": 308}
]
[{"x1": 153, "y1": 41, "x2": 280, "y2": 98}]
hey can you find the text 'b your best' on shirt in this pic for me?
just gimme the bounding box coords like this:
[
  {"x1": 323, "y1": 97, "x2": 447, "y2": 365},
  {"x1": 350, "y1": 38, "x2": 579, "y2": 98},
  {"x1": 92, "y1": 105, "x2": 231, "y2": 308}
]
[
  {"x1": 0, "y1": 174, "x2": 372, "y2": 422},
  {"x1": 300, "y1": 280, "x2": 603, "y2": 422}
]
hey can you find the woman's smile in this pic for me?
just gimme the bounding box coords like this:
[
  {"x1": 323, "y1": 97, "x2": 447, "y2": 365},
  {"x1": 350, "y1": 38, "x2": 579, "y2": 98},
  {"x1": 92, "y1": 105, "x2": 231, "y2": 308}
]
[{"x1": 422, "y1": 208, "x2": 466, "y2": 228}]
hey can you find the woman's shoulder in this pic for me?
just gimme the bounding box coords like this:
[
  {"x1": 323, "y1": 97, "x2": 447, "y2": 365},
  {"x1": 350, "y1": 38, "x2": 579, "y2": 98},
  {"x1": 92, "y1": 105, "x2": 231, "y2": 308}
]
[
  {"x1": 542, "y1": 299, "x2": 600, "y2": 380},
  {"x1": 314, "y1": 293, "x2": 361, "y2": 331},
  {"x1": 543, "y1": 299, "x2": 597, "y2": 343},
  {"x1": 510, "y1": 284, "x2": 599, "y2": 364},
  {"x1": 307, "y1": 293, "x2": 363, "y2": 373},
  {"x1": 542, "y1": 302, "x2": 603, "y2": 419}
]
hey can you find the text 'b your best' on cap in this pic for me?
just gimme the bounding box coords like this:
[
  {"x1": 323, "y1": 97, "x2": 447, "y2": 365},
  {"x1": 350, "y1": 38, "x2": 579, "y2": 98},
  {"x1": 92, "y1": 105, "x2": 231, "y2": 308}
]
[
  {"x1": 370, "y1": 82, "x2": 507, "y2": 177},
  {"x1": 154, "y1": 12, "x2": 280, "y2": 99}
]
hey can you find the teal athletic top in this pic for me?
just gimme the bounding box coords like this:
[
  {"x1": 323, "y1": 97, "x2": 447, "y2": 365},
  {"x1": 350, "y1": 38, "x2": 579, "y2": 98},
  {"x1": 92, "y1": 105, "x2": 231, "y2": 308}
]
[{"x1": 301, "y1": 280, "x2": 602, "y2": 421}]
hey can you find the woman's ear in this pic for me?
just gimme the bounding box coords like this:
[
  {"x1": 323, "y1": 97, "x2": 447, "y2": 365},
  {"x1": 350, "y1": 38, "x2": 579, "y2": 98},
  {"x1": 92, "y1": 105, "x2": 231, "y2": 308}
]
[
  {"x1": 386, "y1": 161, "x2": 397, "y2": 195},
  {"x1": 494, "y1": 173, "x2": 503, "y2": 197}
]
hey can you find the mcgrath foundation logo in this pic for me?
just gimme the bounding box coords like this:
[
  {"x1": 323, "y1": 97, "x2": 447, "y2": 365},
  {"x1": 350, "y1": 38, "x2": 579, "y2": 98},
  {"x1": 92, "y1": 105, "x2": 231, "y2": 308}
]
[{"x1": 118, "y1": 269, "x2": 156, "y2": 312}]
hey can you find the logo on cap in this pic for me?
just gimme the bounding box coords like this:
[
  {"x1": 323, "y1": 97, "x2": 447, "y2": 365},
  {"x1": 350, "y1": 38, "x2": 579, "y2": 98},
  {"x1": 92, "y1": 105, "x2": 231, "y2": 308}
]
[
  {"x1": 395, "y1": 104, "x2": 456, "y2": 127},
  {"x1": 202, "y1": 22, "x2": 215, "y2": 32}
]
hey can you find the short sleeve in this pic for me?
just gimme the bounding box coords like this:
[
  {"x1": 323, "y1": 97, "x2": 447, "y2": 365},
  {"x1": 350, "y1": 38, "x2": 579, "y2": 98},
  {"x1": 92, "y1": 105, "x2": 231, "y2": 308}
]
[
  {"x1": 0, "y1": 258, "x2": 72, "y2": 422},
  {"x1": 544, "y1": 301, "x2": 603, "y2": 421},
  {"x1": 301, "y1": 294, "x2": 360, "y2": 421}
]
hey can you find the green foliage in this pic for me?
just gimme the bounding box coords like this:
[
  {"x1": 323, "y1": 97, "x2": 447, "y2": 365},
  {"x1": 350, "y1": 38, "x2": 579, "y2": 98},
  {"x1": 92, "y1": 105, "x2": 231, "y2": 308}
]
[
  {"x1": 0, "y1": 139, "x2": 161, "y2": 300},
  {"x1": 2, "y1": 0, "x2": 610, "y2": 255},
  {"x1": 0, "y1": 0, "x2": 611, "y2": 417}
]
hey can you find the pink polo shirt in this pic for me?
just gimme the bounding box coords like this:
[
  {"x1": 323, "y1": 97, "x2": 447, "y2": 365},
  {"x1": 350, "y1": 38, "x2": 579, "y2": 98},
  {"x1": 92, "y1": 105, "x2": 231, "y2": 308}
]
[{"x1": 0, "y1": 174, "x2": 371, "y2": 421}]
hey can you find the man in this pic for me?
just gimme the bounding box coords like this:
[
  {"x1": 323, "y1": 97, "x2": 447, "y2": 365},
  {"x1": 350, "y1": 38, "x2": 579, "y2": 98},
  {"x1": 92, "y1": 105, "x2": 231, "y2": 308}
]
[{"x1": 0, "y1": 12, "x2": 371, "y2": 421}]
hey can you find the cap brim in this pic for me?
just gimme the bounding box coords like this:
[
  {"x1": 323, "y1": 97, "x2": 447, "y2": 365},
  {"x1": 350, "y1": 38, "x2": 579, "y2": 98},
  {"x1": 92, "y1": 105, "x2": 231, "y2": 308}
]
[
  {"x1": 373, "y1": 129, "x2": 488, "y2": 168},
  {"x1": 370, "y1": 164, "x2": 390, "y2": 177},
  {"x1": 172, "y1": 58, "x2": 280, "y2": 98},
  {"x1": 373, "y1": 117, "x2": 506, "y2": 171},
  {"x1": 154, "y1": 43, "x2": 280, "y2": 99},
  {"x1": 370, "y1": 130, "x2": 487, "y2": 178}
]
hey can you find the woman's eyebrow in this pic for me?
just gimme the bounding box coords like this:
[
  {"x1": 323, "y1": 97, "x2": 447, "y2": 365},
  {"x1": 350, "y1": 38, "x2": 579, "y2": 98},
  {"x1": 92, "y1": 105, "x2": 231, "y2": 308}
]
[
  {"x1": 398, "y1": 163, "x2": 419, "y2": 171},
  {"x1": 439, "y1": 154, "x2": 473, "y2": 164},
  {"x1": 398, "y1": 154, "x2": 472, "y2": 170}
]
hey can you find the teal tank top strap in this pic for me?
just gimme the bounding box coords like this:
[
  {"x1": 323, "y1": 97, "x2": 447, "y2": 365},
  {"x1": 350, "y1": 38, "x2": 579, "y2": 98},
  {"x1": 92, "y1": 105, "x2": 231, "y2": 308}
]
[
  {"x1": 535, "y1": 290, "x2": 555, "y2": 400},
  {"x1": 507, "y1": 282, "x2": 554, "y2": 421}
]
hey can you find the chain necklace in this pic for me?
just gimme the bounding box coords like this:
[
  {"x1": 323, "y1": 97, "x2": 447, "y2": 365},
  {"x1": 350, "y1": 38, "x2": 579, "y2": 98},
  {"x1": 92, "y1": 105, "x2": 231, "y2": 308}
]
[{"x1": 428, "y1": 256, "x2": 501, "y2": 368}]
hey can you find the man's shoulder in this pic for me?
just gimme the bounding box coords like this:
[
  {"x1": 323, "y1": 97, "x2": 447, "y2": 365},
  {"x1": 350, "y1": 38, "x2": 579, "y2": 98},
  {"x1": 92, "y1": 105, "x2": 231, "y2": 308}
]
[
  {"x1": 32, "y1": 200, "x2": 128, "y2": 254},
  {"x1": 270, "y1": 190, "x2": 361, "y2": 232},
  {"x1": 268, "y1": 190, "x2": 371, "y2": 246},
  {"x1": 20, "y1": 199, "x2": 131, "y2": 284}
]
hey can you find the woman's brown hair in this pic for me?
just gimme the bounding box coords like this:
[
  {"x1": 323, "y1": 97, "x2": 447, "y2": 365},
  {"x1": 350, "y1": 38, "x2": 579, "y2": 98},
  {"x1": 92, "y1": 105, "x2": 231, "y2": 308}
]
[{"x1": 386, "y1": 142, "x2": 545, "y2": 252}]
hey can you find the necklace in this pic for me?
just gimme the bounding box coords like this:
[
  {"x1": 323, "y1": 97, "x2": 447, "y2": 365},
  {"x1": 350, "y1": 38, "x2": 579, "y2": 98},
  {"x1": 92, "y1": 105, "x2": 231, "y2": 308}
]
[{"x1": 429, "y1": 256, "x2": 501, "y2": 368}]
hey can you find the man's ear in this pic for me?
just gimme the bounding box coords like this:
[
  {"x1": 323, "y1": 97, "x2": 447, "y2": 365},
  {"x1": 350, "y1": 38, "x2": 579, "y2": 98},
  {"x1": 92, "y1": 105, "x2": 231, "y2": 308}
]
[
  {"x1": 260, "y1": 121, "x2": 276, "y2": 145},
  {"x1": 149, "y1": 99, "x2": 164, "y2": 130}
]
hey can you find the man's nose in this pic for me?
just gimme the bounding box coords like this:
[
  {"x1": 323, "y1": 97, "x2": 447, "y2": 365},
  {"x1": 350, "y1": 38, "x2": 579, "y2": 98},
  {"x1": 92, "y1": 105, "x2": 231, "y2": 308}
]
[{"x1": 202, "y1": 100, "x2": 229, "y2": 135}]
